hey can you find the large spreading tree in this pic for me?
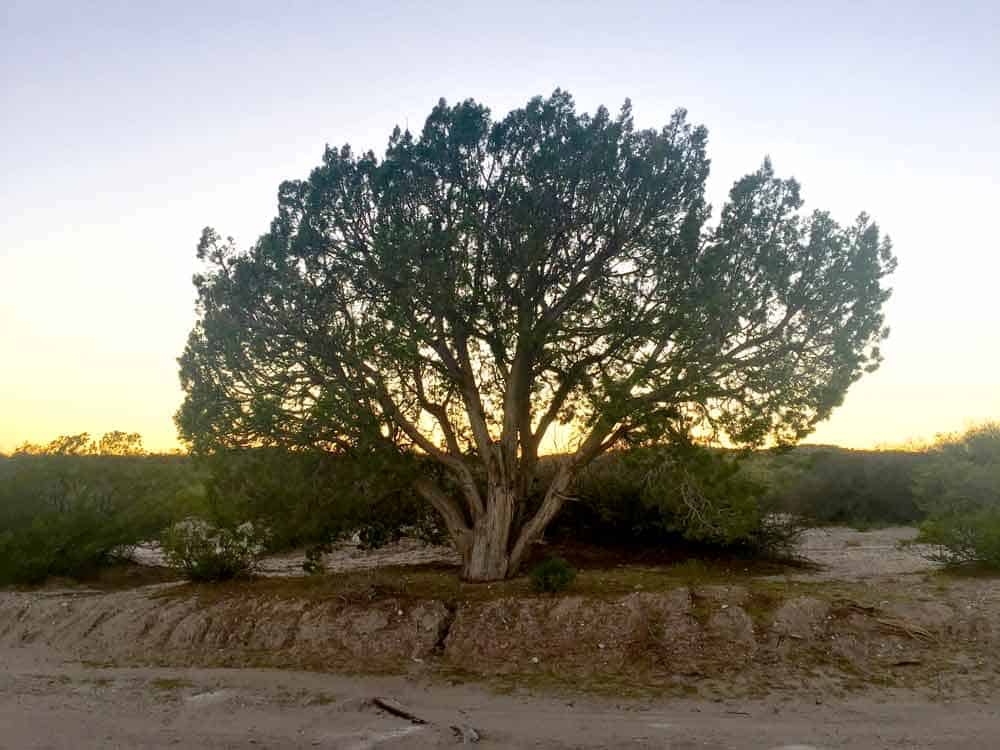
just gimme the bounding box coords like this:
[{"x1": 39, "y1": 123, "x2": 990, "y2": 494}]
[{"x1": 177, "y1": 91, "x2": 896, "y2": 581}]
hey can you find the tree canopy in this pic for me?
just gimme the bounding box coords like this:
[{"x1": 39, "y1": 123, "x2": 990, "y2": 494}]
[
  {"x1": 178, "y1": 90, "x2": 896, "y2": 580},
  {"x1": 13, "y1": 431, "x2": 146, "y2": 457}
]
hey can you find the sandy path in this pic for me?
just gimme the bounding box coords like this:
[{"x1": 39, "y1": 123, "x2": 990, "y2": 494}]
[
  {"x1": 130, "y1": 536, "x2": 460, "y2": 577},
  {"x1": 131, "y1": 525, "x2": 941, "y2": 582},
  {"x1": 2, "y1": 649, "x2": 998, "y2": 749},
  {"x1": 790, "y1": 526, "x2": 940, "y2": 581},
  {"x1": 4, "y1": 527, "x2": 993, "y2": 748}
]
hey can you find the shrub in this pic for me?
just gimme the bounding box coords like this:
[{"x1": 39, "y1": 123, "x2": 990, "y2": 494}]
[
  {"x1": 914, "y1": 422, "x2": 1000, "y2": 517},
  {"x1": 547, "y1": 442, "x2": 802, "y2": 558},
  {"x1": 530, "y1": 556, "x2": 576, "y2": 593},
  {"x1": 755, "y1": 447, "x2": 925, "y2": 528},
  {"x1": 160, "y1": 520, "x2": 267, "y2": 581},
  {"x1": 0, "y1": 506, "x2": 137, "y2": 585},
  {"x1": 917, "y1": 510, "x2": 1000, "y2": 567},
  {"x1": 915, "y1": 423, "x2": 1000, "y2": 568},
  {"x1": 194, "y1": 447, "x2": 443, "y2": 553},
  {"x1": 0, "y1": 451, "x2": 197, "y2": 585}
]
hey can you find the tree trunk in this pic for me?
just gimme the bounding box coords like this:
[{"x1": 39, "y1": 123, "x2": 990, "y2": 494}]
[
  {"x1": 460, "y1": 483, "x2": 515, "y2": 581},
  {"x1": 508, "y1": 461, "x2": 575, "y2": 574}
]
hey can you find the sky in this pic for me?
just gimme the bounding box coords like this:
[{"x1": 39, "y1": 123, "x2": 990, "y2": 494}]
[{"x1": 1, "y1": 0, "x2": 998, "y2": 453}]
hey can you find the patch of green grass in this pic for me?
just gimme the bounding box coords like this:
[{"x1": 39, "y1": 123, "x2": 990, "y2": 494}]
[
  {"x1": 452, "y1": 664, "x2": 708, "y2": 702},
  {"x1": 273, "y1": 687, "x2": 338, "y2": 706},
  {"x1": 150, "y1": 677, "x2": 194, "y2": 691},
  {"x1": 304, "y1": 691, "x2": 337, "y2": 706},
  {"x1": 933, "y1": 563, "x2": 1000, "y2": 579},
  {"x1": 79, "y1": 659, "x2": 116, "y2": 669},
  {"x1": 667, "y1": 559, "x2": 713, "y2": 581},
  {"x1": 153, "y1": 555, "x2": 844, "y2": 619},
  {"x1": 80, "y1": 562, "x2": 183, "y2": 590}
]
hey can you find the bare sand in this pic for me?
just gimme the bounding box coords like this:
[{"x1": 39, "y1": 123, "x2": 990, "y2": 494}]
[
  {"x1": 6, "y1": 527, "x2": 999, "y2": 749},
  {"x1": 3, "y1": 647, "x2": 999, "y2": 749},
  {"x1": 130, "y1": 524, "x2": 939, "y2": 582}
]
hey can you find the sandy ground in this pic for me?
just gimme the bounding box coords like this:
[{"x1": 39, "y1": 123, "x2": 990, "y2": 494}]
[
  {"x1": 131, "y1": 536, "x2": 460, "y2": 577},
  {"x1": 784, "y1": 526, "x2": 939, "y2": 581},
  {"x1": 131, "y1": 524, "x2": 939, "y2": 582},
  {"x1": 7, "y1": 527, "x2": 993, "y2": 749},
  {"x1": 3, "y1": 648, "x2": 999, "y2": 750}
]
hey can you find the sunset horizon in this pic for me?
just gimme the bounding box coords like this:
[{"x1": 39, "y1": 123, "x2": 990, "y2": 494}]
[{"x1": 3, "y1": 1, "x2": 998, "y2": 456}]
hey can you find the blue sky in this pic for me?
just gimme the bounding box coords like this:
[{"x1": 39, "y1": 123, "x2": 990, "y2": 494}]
[{"x1": 2, "y1": 0, "x2": 998, "y2": 451}]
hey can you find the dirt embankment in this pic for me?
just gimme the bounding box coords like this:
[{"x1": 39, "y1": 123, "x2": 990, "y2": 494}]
[{"x1": 3, "y1": 574, "x2": 999, "y2": 699}]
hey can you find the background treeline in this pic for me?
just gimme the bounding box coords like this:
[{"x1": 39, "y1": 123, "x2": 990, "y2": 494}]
[{"x1": 1, "y1": 423, "x2": 998, "y2": 584}]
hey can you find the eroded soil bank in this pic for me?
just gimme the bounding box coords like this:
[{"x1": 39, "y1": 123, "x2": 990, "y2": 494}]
[
  {"x1": 3, "y1": 568, "x2": 999, "y2": 700},
  {"x1": 5, "y1": 526, "x2": 1000, "y2": 748}
]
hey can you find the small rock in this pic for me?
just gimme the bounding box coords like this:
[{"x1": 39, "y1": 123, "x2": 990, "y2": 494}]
[
  {"x1": 530, "y1": 656, "x2": 540, "y2": 664},
  {"x1": 451, "y1": 724, "x2": 481, "y2": 743}
]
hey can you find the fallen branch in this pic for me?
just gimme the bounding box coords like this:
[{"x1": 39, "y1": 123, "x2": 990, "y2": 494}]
[
  {"x1": 875, "y1": 618, "x2": 936, "y2": 643},
  {"x1": 370, "y1": 697, "x2": 427, "y2": 725}
]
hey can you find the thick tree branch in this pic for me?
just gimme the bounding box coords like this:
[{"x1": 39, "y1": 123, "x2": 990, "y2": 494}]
[{"x1": 415, "y1": 477, "x2": 471, "y2": 555}]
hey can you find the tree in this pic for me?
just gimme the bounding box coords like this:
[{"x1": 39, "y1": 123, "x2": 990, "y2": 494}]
[
  {"x1": 177, "y1": 90, "x2": 896, "y2": 581},
  {"x1": 97, "y1": 431, "x2": 145, "y2": 456},
  {"x1": 15, "y1": 433, "x2": 95, "y2": 456},
  {"x1": 12, "y1": 432, "x2": 145, "y2": 457}
]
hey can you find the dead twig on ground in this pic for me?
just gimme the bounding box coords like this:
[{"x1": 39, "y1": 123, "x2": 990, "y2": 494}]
[
  {"x1": 875, "y1": 618, "x2": 936, "y2": 643},
  {"x1": 369, "y1": 697, "x2": 427, "y2": 725}
]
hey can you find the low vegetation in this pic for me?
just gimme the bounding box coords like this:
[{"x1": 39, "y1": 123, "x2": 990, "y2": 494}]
[
  {"x1": 755, "y1": 446, "x2": 925, "y2": 527},
  {"x1": 554, "y1": 443, "x2": 803, "y2": 558},
  {"x1": 914, "y1": 422, "x2": 1000, "y2": 567},
  {"x1": 0, "y1": 436, "x2": 198, "y2": 585},
  {"x1": 1, "y1": 423, "x2": 997, "y2": 585},
  {"x1": 529, "y1": 556, "x2": 577, "y2": 593},
  {"x1": 160, "y1": 519, "x2": 267, "y2": 581}
]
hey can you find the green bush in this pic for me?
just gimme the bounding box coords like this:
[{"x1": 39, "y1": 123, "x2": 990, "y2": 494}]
[
  {"x1": 753, "y1": 447, "x2": 925, "y2": 528},
  {"x1": 0, "y1": 452, "x2": 198, "y2": 585},
  {"x1": 918, "y1": 510, "x2": 1000, "y2": 567},
  {"x1": 547, "y1": 443, "x2": 801, "y2": 557},
  {"x1": 160, "y1": 520, "x2": 267, "y2": 581},
  {"x1": 914, "y1": 423, "x2": 1000, "y2": 517},
  {"x1": 530, "y1": 556, "x2": 576, "y2": 593},
  {"x1": 915, "y1": 423, "x2": 1000, "y2": 567},
  {"x1": 0, "y1": 505, "x2": 137, "y2": 585},
  {"x1": 195, "y1": 447, "x2": 444, "y2": 553}
]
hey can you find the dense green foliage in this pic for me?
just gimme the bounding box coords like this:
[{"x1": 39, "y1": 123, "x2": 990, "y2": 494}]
[
  {"x1": 529, "y1": 556, "x2": 577, "y2": 593},
  {"x1": 552, "y1": 443, "x2": 802, "y2": 556},
  {"x1": 4, "y1": 423, "x2": 996, "y2": 585},
  {"x1": 914, "y1": 423, "x2": 1000, "y2": 516},
  {"x1": 177, "y1": 89, "x2": 896, "y2": 580},
  {"x1": 0, "y1": 435, "x2": 448, "y2": 584},
  {"x1": 916, "y1": 423, "x2": 1000, "y2": 567},
  {"x1": 195, "y1": 447, "x2": 445, "y2": 553},
  {"x1": 754, "y1": 446, "x2": 924, "y2": 527},
  {"x1": 918, "y1": 510, "x2": 1000, "y2": 568},
  {"x1": 0, "y1": 447, "x2": 197, "y2": 584}
]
